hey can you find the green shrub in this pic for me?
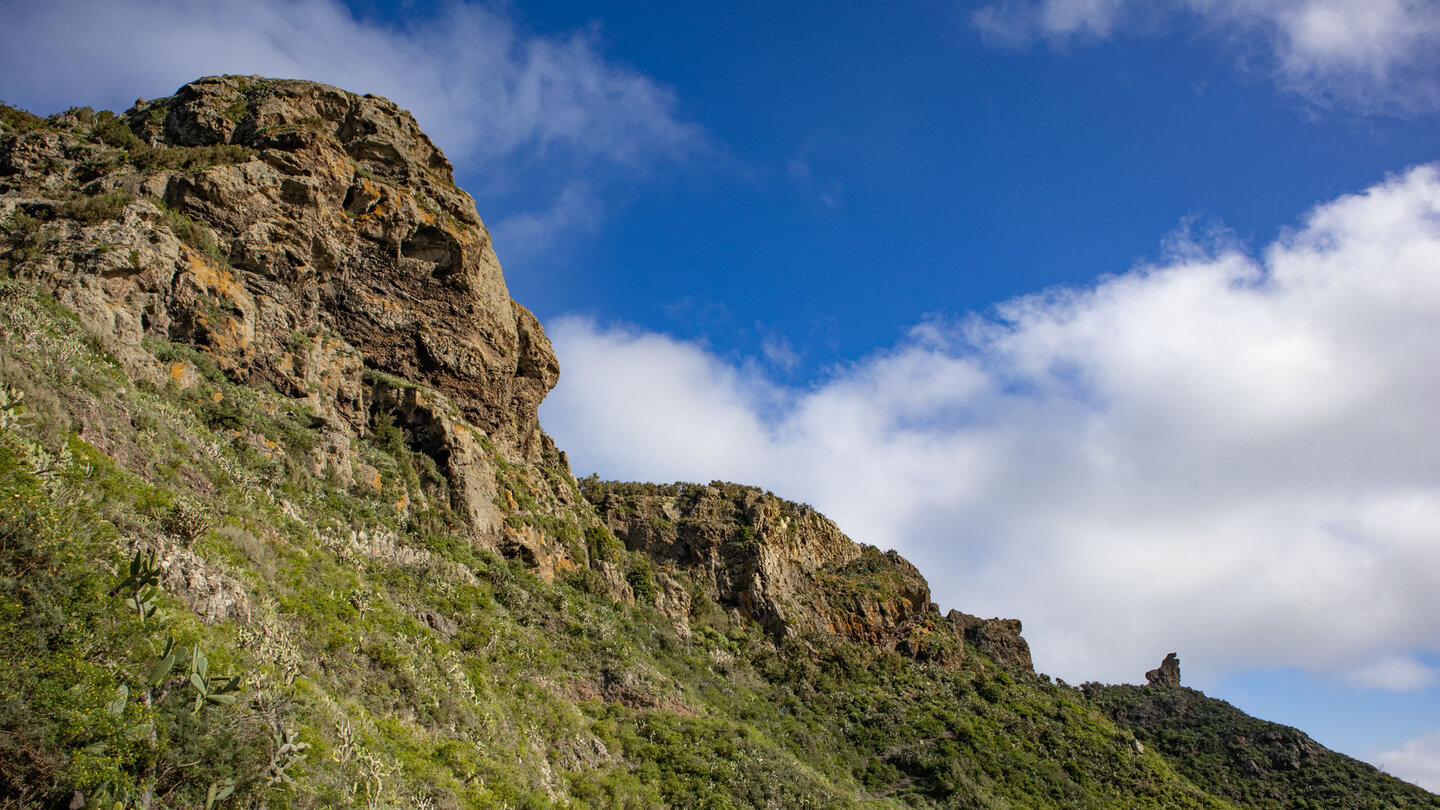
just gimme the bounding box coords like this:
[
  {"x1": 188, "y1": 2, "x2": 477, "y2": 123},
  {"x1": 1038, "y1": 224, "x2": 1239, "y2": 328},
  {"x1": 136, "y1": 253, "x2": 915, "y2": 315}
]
[
  {"x1": 1, "y1": 210, "x2": 46, "y2": 269},
  {"x1": 224, "y1": 99, "x2": 248, "y2": 124},
  {"x1": 91, "y1": 111, "x2": 142, "y2": 150},
  {"x1": 626, "y1": 559, "x2": 657, "y2": 604},
  {"x1": 156, "y1": 203, "x2": 226, "y2": 264},
  {"x1": 59, "y1": 190, "x2": 134, "y2": 224},
  {"x1": 130, "y1": 144, "x2": 256, "y2": 172},
  {"x1": 585, "y1": 524, "x2": 624, "y2": 563},
  {"x1": 0, "y1": 101, "x2": 48, "y2": 135}
]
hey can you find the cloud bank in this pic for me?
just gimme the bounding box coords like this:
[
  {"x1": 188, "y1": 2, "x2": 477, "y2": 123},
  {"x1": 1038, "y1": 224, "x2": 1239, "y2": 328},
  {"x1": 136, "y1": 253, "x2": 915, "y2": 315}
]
[
  {"x1": 1378, "y1": 731, "x2": 1440, "y2": 793},
  {"x1": 542, "y1": 164, "x2": 1440, "y2": 688},
  {"x1": 0, "y1": 0, "x2": 701, "y2": 250},
  {"x1": 972, "y1": 0, "x2": 1440, "y2": 113}
]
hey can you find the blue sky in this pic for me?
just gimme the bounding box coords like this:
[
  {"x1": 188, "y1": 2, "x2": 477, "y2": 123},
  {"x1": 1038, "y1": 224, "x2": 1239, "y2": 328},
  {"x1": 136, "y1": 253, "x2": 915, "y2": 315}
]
[{"x1": 3, "y1": 0, "x2": 1439, "y2": 791}]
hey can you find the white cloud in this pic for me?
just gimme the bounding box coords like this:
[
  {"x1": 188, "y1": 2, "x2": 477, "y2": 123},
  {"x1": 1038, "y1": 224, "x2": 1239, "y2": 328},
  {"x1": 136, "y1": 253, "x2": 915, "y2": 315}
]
[
  {"x1": 1346, "y1": 656, "x2": 1438, "y2": 692},
  {"x1": 1377, "y1": 731, "x2": 1440, "y2": 792},
  {"x1": 971, "y1": 0, "x2": 1440, "y2": 113},
  {"x1": 759, "y1": 329, "x2": 803, "y2": 372},
  {"x1": 0, "y1": 0, "x2": 702, "y2": 252},
  {"x1": 974, "y1": 0, "x2": 1134, "y2": 42},
  {"x1": 541, "y1": 164, "x2": 1440, "y2": 687},
  {"x1": 542, "y1": 320, "x2": 778, "y2": 484}
]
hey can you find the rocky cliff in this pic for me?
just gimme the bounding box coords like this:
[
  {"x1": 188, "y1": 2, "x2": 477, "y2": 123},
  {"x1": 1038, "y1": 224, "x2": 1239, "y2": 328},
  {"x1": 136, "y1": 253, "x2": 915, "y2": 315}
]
[
  {"x1": 2, "y1": 76, "x2": 563, "y2": 549},
  {"x1": 0, "y1": 76, "x2": 1030, "y2": 666},
  {"x1": 585, "y1": 479, "x2": 1032, "y2": 671}
]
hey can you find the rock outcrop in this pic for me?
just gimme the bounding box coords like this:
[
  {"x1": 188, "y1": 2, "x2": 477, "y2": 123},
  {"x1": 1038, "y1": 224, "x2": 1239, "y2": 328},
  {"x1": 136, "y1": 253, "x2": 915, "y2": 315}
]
[
  {"x1": 2, "y1": 75, "x2": 558, "y2": 464},
  {"x1": 1146, "y1": 652, "x2": 1182, "y2": 687},
  {"x1": 585, "y1": 479, "x2": 1032, "y2": 671}
]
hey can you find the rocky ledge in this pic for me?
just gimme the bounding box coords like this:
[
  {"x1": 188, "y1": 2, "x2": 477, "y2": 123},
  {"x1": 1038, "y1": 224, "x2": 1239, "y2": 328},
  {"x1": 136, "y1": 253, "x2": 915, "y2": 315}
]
[{"x1": 585, "y1": 479, "x2": 1033, "y2": 671}]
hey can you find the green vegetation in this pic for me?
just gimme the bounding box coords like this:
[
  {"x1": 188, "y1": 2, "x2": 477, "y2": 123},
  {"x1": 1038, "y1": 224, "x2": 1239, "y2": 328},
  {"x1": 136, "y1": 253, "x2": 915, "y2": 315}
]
[
  {"x1": 1085, "y1": 685, "x2": 1440, "y2": 809},
  {"x1": 0, "y1": 210, "x2": 47, "y2": 271},
  {"x1": 0, "y1": 101, "x2": 49, "y2": 135},
  {"x1": 0, "y1": 101, "x2": 255, "y2": 192},
  {"x1": 155, "y1": 201, "x2": 227, "y2": 264},
  {"x1": 0, "y1": 383, "x2": 263, "y2": 807},
  {"x1": 92, "y1": 110, "x2": 144, "y2": 150},
  {"x1": 0, "y1": 281, "x2": 1428, "y2": 809},
  {"x1": 130, "y1": 144, "x2": 257, "y2": 172},
  {"x1": 60, "y1": 189, "x2": 135, "y2": 224}
]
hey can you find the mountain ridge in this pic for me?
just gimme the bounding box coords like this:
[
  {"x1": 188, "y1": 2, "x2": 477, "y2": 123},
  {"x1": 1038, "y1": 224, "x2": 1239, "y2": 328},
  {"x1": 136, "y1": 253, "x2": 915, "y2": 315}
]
[{"x1": 0, "y1": 75, "x2": 1434, "y2": 808}]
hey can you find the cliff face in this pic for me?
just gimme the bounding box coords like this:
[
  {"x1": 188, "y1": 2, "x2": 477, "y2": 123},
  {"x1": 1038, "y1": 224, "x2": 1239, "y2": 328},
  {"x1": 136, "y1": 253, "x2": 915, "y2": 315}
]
[
  {"x1": 3, "y1": 75, "x2": 557, "y2": 461},
  {"x1": 2, "y1": 76, "x2": 568, "y2": 555},
  {"x1": 586, "y1": 479, "x2": 1032, "y2": 671}
]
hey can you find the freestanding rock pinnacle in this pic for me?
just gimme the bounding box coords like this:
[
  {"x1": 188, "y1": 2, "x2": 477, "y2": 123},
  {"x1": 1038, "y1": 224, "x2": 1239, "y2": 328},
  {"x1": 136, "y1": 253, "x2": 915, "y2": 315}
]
[{"x1": 1146, "y1": 652, "x2": 1181, "y2": 687}]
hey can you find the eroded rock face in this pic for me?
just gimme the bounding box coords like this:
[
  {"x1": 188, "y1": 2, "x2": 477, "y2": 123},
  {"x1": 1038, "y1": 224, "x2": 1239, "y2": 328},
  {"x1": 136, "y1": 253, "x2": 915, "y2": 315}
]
[
  {"x1": 587, "y1": 480, "x2": 1033, "y2": 671},
  {"x1": 1146, "y1": 652, "x2": 1181, "y2": 687},
  {"x1": 3, "y1": 75, "x2": 558, "y2": 461},
  {"x1": 947, "y1": 612, "x2": 1033, "y2": 672}
]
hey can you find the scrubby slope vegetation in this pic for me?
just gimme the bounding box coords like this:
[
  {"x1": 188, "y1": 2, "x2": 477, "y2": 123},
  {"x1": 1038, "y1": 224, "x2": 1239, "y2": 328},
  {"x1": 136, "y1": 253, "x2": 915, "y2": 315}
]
[
  {"x1": 1, "y1": 78, "x2": 1435, "y2": 809},
  {"x1": 1086, "y1": 685, "x2": 1438, "y2": 810},
  {"x1": 0, "y1": 281, "x2": 1232, "y2": 809}
]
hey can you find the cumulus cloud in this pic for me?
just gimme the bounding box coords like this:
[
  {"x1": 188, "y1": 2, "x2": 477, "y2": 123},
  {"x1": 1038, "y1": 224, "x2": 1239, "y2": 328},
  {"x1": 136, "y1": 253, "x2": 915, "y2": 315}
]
[
  {"x1": 971, "y1": 0, "x2": 1440, "y2": 113},
  {"x1": 1377, "y1": 731, "x2": 1440, "y2": 792},
  {"x1": 0, "y1": 0, "x2": 702, "y2": 250},
  {"x1": 541, "y1": 164, "x2": 1440, "y2": 687}
]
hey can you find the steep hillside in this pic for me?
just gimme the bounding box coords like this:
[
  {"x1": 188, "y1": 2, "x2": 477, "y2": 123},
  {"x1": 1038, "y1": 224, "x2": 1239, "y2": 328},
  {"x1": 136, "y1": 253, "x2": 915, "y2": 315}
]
[
  {"x1": 1, "y1": 77, "x2": 1434, "y2": 809},
  {"x1": 1086, "y1": 683, "x2": 1438, "y2": 809}
]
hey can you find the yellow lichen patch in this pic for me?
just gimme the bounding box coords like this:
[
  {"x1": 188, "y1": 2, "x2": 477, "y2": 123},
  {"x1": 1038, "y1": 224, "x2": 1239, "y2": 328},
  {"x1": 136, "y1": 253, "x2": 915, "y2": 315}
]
[
  {"x1": 182, "y1": 248, "x2": 247, "y2": 304},
  {"x1": 210, "y1": 391, "x2": 225, "y2": 403},
  {"x1": 356, "y1": 464, "x2": 382, "y2": 493},
  {"x1": 352, "y1": 178, "x2": 389, "y2": 222},
  {"x1": 167, "y1": 361, "x2": 200, "y2": 389},
  {"x1": 195, "y1": 314, "x2": 251, "y2": 362},
  {"x1": 552, "y1": 555, "x2": 580, "y2": 579}
]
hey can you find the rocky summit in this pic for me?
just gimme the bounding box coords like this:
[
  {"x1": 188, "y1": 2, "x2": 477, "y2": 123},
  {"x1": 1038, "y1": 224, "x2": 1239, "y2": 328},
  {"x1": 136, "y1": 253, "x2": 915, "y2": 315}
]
[
  {"x1": 2, "y1": 77, "x2": 1436, "y2": 809},
  {"x1": 1146, "y1": 652, "x2": 1182, "y2": 687}
]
